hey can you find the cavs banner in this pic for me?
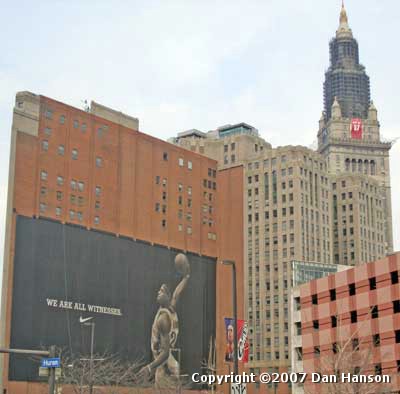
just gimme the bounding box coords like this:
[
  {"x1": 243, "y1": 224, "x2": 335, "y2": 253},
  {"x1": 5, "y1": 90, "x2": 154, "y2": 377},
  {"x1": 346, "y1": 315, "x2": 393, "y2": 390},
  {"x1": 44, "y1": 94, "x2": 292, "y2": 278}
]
[
  {"x1": 351, "y1": 118, "x2": 363, "y2": 139},
  {"x1": 224, "y1": 318, "x2": 249, "y2": 363}
]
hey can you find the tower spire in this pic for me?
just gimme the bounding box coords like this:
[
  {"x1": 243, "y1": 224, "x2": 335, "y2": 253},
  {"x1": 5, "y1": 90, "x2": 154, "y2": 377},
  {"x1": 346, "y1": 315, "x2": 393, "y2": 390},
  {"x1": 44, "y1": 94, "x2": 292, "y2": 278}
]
[{"x1": 337, "y1": 1, "x2": 352, "y2": 37}]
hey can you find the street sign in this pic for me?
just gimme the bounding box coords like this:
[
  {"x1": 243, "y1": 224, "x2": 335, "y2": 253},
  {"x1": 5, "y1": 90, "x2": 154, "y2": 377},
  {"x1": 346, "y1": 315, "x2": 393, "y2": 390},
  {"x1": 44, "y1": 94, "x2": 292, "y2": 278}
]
[
  {"x1": 39, "y1": 367, "x2": 49, "y2": 377},
  {"x1": 39, "y1": 367, "x2": 62, "y2": 377},
  {"x1": 41, "y1": 357, "x2": 61, "y2": 368}
]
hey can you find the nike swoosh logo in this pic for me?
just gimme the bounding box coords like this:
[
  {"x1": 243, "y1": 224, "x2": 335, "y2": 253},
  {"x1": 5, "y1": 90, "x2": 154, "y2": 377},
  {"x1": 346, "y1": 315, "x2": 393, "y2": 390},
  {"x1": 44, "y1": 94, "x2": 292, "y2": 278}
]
[{"x1": 79, "y1": 316, "x2": 93, "y2": 323}]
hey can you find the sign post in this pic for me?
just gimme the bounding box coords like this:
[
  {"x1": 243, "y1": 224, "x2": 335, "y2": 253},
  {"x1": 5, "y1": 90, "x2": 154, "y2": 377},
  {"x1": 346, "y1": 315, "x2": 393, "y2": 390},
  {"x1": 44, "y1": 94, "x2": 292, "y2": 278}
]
[{"x1": 47, "y1": 346, "x2": 57, "y2": 394}]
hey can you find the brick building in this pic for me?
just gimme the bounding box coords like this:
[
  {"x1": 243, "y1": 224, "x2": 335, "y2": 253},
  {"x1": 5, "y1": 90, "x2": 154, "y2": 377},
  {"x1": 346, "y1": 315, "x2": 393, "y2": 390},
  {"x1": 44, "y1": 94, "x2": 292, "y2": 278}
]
[
  {"x1": 0, "y1": 92, "x2": 245, "y2": 393},
  {"x1": 291, "y1": 252, "x2": 400, "y2": 393}
]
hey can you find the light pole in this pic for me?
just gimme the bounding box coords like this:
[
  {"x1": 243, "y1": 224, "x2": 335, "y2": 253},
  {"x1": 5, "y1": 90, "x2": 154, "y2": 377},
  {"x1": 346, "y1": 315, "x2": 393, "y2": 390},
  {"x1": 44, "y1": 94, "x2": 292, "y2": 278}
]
[
  {"x1": 80, "y1": 317, "x2": 95, "y2": 394},
  {"x1": 221, "y1": 260, "x2": 238, "y2": 376}
]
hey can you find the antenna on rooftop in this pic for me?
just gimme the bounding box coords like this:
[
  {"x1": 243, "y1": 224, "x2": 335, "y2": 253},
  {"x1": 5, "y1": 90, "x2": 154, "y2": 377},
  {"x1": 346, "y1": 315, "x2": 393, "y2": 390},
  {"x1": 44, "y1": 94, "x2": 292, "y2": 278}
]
[{"x1": 82, "y1": 100, "x2": 90, "y2": 112}]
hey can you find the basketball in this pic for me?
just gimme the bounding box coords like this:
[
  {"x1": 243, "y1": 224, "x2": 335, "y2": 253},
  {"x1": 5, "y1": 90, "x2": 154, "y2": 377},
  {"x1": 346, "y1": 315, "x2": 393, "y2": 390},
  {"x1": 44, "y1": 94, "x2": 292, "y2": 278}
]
[{"x1": 175, "y1": 253, "x2": 190, "y2": 276}]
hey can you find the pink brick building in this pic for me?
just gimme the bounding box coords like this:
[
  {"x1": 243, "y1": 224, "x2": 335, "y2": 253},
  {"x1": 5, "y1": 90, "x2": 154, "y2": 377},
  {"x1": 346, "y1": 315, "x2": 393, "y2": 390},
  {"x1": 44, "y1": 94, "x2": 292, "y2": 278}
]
[{"x1": 292, "y1": 252, "x2": 400, "y2": 393}]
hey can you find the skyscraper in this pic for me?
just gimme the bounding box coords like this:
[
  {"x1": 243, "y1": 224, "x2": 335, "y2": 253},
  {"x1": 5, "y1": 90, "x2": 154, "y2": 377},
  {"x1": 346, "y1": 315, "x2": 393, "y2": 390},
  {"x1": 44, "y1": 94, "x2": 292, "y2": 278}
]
[
  {"x1": 318, "y1": 3, "x2": 394, "y2": 258},
  {"x1": 173, "y1": 5, "x2": 394, "y2": 393}
]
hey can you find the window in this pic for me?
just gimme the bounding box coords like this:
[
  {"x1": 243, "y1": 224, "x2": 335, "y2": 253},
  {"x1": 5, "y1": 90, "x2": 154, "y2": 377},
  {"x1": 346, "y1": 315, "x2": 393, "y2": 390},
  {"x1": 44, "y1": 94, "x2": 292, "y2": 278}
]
[
  {"x1": 69, "y1": 210, "x2": 75, "y2": 220},
  {"x1": 59, "y1": 115, "x2": 65, "y2": 124},
  {"x1": 331, "y1": 316, "x2": 337, "y2": 328},
  {"x1": 58, "y1": 145, "x2": 65, "y2": 156},
  {"x1": 155, "y1": 176, "x2": 160, "y2": 185},
  {"x1": 391, "y1": 271, "x2": 399, "y2": 284},
  {"x1": 55, "y1": 207, "x2": 62, "y2": 217},
  {"x1": 178, "y1": 183, "x2": 183, "y2": 192},
  {"x1": 44, "y1": 127, "x2": 52, "y2": 136},
  {"x1": 352, "y1": 338, "x2": 359, "y2": 350},
  {"x1": 187, "y1": 186, "x2": 192, "y2": 195},
  {"x1": 95, "y1": 201, "x2": 100, "y2": 209},
  {"x1": 78, "y1": 181, "x2": 84, "y2": 192},
  {"x1": 40, "y1": 170, "x2": 48, "y2": 181},
  {"x1": 41, "y1": 140, "x2": 49, "y2": 151},
  {"x1": 231, "y1": 142, "x2": 235, "y2": 150},
  {"x1": 369, "y1": 277, "x2": 376, "y2": 290},
  {"x1": 163, "y1": 152, "x2": 168, "y2": 161},
  {"x1": 95, "y1": 186, "x2": 102, "y2": 197},
  {"x1": 56, "y1": 191, "x2": 63, "y2": 201},
  {"x1": 81, "y1": 123, "x2": 87, "y2": 132},
  {"x1": 44, "y1": 108, "x2": 53, "y2": 119},
  {"x1": 187, "y1": 226, "x2": 192, "y2": 235},
  {"x1": 373, "y1": 333, "x2": 380, "y2": 346},
  {"x1": 77, "y1": 212, "x2": 83, "y2": 222},
  {"x1": 73, "y1": 120, "x2": 79, "y2": 128},
  {"x1": 313, "y1": 320, "x2": 319, "y2": 330},
  {"x1": 71, "y1": 180, "x2": 77, "y2": 190},
  {"x1": 374, "y1": 364, "x2": 382, "y2": 375},
  {"x1": 330, "y1": 289, "x2": 336, "y2": 301},
  {"x1": 393, "y1": 300, "x2": 400, "y2": 313},
  {"x1": 178, "y1": 158, "x2": 184, "y2": 167},
  {"x1": 96, "y1": 157, "x2": 103, "y2": 168},
  {"x1": 349, "y1": 283, "x2": 356, "y2": 296},
  {"x1": 178, "y1": 224, "x2": 183, "y2": 232},
  {"x1": 57, "y1": 176, "x2": 64, "y2": 186},
  {"x1": 314, "y1": 347, "x2": 320, "y2": 357},
  {"x1": 94, "y1": 216, "x2": 100, "y2": 225},
  {"x1": 72, "y1": 149, "x2": 78, "y2": 160},
  {"x1": 371, "y1": 306, "x2": 379, "y2": 319},
  {"x1": 312, "y1": 294, "x2": 318, "y2": 305},
  {"x1": 39, "y1": 203, "x2": 47, "y2": 213},
  {"x1": 188, "y1": 161, "x2": 192, "y2": 170},
  {"x1": 78, "y1": 196, "x2": 84, "y2": 206},
  {"x1": 351, "y1": 310, "x2": 357, "y2": 323},
  {"x1": 395, "y1": 330, "x2": 400, "y2": 343}
]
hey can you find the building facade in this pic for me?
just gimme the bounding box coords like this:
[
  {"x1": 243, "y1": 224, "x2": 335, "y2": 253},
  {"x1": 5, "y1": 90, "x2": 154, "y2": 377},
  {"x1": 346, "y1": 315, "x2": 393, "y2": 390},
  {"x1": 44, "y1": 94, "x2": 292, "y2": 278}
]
[
  {"x1": 172, "y1": 5, "x2": 394, "y2": 393},
  {"x1": 0, "y1": 92, "x2": 245, "y2": 394},
  {"x1": 317, "y1": 4, "x2": 394, "y2": 254},
  {"x1": 291, "y1": 252, "x2": 400, "y2": 393}
]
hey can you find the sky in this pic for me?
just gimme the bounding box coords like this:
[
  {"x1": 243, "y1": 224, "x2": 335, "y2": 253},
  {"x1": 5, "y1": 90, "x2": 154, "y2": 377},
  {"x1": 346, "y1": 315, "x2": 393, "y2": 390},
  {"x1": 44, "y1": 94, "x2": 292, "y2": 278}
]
[{"x1": 0, "y1": 0, "x2": 399, "y2": 286}]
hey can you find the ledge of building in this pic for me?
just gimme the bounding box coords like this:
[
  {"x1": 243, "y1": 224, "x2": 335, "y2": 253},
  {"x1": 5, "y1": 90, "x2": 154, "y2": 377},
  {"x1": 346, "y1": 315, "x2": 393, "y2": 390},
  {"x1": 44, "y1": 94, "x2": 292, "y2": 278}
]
[{"x1": 90, "y1": 101, "x2": 139, "y2": 130}]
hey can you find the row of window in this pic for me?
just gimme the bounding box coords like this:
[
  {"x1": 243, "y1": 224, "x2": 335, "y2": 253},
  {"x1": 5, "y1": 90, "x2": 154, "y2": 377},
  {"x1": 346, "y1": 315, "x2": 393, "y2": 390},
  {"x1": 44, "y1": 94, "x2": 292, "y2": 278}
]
[
  {"x1": 309, "y1": 272, "x2": 399, "y2": 305},
  {"x1": 39, "y1": 203, "x2": 100, "y2": 224},
  {"x1": 41, "y1": 140, "x2": 104, "y2": 166}
]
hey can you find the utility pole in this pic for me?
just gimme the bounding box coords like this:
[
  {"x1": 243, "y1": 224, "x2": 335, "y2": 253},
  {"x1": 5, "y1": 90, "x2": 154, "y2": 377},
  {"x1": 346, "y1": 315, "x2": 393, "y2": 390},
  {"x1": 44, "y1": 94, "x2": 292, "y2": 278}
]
[
  {"x1": 221, "y1": 260, "x2": 239, "y2": 376},
  {"x1": 89, "y1": 322, "x2": 95, "y2": 394},
  {"x1": 48, "y1": 345, "x2": 56, "y2": 394}
]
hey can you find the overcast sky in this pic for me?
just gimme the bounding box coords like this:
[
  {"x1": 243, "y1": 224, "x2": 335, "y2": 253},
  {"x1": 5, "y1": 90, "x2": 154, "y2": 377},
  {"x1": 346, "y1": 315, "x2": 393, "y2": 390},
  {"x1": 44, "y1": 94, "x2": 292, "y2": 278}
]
[{"x1": 0, "y1": 1, "x2": 399, "y2": 283}]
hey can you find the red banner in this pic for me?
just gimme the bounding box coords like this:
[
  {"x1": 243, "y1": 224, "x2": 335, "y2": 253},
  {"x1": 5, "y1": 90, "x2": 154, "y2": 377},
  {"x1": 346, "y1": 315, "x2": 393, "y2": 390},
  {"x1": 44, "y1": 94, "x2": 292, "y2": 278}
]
[
  {"x1": 224, "y1": 318, "x2": 249, "y2": 363},
  {"x1": 351, "y1": 118, "x2": 363, "y2": 139}
]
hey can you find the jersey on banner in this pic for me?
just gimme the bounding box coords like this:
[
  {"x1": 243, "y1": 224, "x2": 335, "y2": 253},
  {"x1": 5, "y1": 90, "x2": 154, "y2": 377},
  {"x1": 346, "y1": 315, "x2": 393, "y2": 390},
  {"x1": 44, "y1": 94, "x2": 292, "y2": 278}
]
[
  {"x1": 351, "y1": 118, "x2": 363, "y2": 139},
  {"x1": 224, "y1": 318, "x2": 249, "y2": 363}
]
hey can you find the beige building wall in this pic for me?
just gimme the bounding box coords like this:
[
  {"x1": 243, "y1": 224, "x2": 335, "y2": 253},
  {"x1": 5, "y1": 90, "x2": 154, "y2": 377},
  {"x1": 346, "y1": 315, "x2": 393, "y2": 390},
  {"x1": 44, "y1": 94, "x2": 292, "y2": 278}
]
[
  {"x1": 318, "y1": 101, "x2": 393, "y2": 254},
  {"x1": 174, "y1": 120, "x2": 392, "y2": 391}
]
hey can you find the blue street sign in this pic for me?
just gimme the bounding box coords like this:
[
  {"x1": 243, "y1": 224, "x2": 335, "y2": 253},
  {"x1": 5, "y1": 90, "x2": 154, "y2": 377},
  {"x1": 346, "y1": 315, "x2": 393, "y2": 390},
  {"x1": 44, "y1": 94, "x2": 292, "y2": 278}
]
[{"x1": 41, "y1": 358, "x2": 61, "y2": 368}]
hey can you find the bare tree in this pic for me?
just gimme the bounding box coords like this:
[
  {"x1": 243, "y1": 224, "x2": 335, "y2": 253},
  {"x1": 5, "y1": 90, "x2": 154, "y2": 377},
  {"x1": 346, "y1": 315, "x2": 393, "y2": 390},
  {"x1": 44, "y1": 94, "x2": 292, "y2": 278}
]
[
  {"x1": 59, "y1": 351, "x2": 143, "y2": 394},
  {"x1": 301, "y1": 309, "x2": 393, "y2": 394}
]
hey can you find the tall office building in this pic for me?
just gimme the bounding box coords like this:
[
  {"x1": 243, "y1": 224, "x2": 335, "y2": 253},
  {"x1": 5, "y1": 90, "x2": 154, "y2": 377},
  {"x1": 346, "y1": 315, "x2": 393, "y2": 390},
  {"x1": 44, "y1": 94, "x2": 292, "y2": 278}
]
[
  {"x1": 318, "y1": 4, "x2": 394, "y2": 256},
  {"x1": 173, "y1": 5, "x2": 394, "y2": 393}
]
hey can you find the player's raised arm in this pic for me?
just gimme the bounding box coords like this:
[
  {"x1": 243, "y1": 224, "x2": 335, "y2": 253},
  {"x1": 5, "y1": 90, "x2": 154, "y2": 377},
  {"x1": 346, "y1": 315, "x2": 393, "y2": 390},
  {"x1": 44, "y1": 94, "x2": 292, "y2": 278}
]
[{"x1": 171, "y1": 254, "x2": 190, "y2": 309}]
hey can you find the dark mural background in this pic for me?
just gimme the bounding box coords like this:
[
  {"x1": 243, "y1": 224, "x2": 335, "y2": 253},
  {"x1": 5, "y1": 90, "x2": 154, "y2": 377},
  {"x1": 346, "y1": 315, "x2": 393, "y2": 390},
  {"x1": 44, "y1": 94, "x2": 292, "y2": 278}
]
[{"x1": 10, "y1": 216, "x2": 216, "y2": 383}]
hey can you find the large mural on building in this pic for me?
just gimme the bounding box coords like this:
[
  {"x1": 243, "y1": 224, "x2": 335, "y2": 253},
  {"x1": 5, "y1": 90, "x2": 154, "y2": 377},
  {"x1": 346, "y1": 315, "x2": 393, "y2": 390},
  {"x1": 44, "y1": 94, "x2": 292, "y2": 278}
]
[{"x1": 9, "y1": 216, "x2": 216, "y2": 388}]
